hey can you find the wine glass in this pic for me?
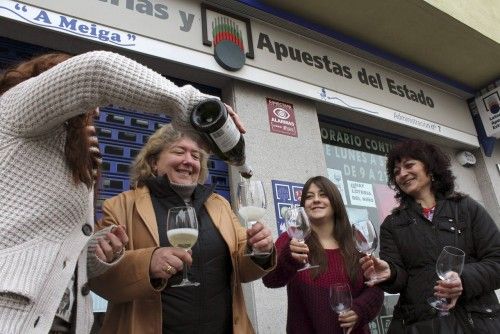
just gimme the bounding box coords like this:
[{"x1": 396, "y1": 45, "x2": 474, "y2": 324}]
[
  {"x1": 166, "y1": 206, "x2": 200, "y2": 287},
  {"x1": 237, "y1": 180, "x2": 269, "y2": 256},
  {"x1": 352, "y1": 219, "x2": 380, "y2": 284},
  {"x1": 427, "y1": 246, "x2": 465, "y2": 316},
  {"x1": 329, "y1": 283, "x2": 352, "y2": 334},
  {"x1": 283, "y1": 207, "x2": 319, "y2": 271}
]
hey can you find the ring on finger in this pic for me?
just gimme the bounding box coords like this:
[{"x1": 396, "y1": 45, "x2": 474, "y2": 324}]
[
  {"x1": 163, "y1": 264, "x2": 175, "y2": 275},
  {"x1": 113, "y1": 247, "x2": 124, "y2": 257}
]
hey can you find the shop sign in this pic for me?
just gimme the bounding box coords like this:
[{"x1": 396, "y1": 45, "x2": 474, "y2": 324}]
[
  {"x1": 267, "y1": 98, "x2": 297, "y2": 137},
  {"x1": 475, "y1": 87, "x2": 500, "y2": 138},
  {"x1": 4, "y1": 0, "x2": 477, "y2": 145},
  {"x1": 1, "y1": 2, "x2": 135, "y2": 46}
]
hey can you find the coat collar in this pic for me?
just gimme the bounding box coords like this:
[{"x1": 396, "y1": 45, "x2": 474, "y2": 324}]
[
  {"x1": 132, "y1": 184, "x2": 217, "y2": 246},
  {"x1": 134, "y1": 186, "x2": 160, "y2": 246}
]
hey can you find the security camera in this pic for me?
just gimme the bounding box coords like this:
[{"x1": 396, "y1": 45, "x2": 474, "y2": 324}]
[{"x1": 456, "y1": 151, "x2": 476, "y2": 167}]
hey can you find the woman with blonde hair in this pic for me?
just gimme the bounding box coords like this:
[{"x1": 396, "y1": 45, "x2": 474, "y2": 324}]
[{"x1": 90, "y1": 124, "x2": 276, "y2": 333}]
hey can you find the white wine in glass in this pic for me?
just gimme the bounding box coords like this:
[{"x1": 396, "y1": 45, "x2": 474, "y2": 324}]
[
  {"x1": 329, "y1": 283, "x2": 352, "y2": 334},
  {"x1": 284, "y1": 206, "x2": 319, "y2": 271},
  {"x1": 237, "y1": 180, "x2": 269, "y2": 256},
  {"x1": 166, "y1": 206, "x2": 199, "y2": 287},
  {"x1": 427, "y1": 246, "x2": 465, "y2": 316},
  {"x1": 352, "y1": 219, "x2": 381, "y2": 284}
]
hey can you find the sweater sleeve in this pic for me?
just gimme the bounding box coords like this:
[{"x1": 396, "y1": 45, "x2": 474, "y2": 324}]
[
  {"x1": 350, "y1": 285, "x2": 384, "y2": 329},
  {"x1": 262, "y1": 232, "x2": 302, "y2": 288},
  {"x1": 0, "y1": 50, "x2": 212, "y2": 138},
  {"x1": 86, "y1": 225, "x2": 124, "y2": 279},
  {"x1": 378, "y1": 215, "x2": 408, "y2": 293},
  {"x1": 460, "y1": 196, "x2": 500, "y2": 300},
  {"x1": 89, "y1": 197, "x2": 166, "y2": 303}
]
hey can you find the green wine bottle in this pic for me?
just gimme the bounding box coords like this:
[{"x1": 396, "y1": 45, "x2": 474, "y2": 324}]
[{"x1": 190, "y1": 99, "x2": 252, "y2": 178}]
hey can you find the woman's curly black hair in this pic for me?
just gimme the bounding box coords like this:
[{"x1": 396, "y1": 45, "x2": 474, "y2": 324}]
[{"x1": 386, "y1": 139, "x2": 456, "y2": 205}]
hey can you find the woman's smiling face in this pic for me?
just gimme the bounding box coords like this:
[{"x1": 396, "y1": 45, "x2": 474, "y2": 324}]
[
  {"x1": 303, "y1": 182, "x2": 334, "y2": 225},
  {"x1": 152, "y1": 137, "x2": 201, "y2": 185},
  {"x1": 393, "y1": 157, "x2": 432, "y2": 198}
]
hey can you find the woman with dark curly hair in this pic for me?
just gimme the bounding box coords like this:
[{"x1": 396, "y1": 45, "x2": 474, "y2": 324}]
[{"x1": 360, "y1": 139, "x2": 500, "y2": 333}]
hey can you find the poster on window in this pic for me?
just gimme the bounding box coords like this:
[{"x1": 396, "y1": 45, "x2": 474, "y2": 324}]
[
  {"x1": 326, "y1": 168, "x2": 347, "y2": 203},
  {"x1": 271, "y1": 179, "x2": 303, "y2": 234},
  {"x1": 320, "y1": 122, "x2": 397, "y2": 231}
]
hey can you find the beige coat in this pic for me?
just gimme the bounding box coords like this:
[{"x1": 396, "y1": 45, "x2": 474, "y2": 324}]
[{"x1": 90, "y1": 186, "x2": 275, "y2": 334}]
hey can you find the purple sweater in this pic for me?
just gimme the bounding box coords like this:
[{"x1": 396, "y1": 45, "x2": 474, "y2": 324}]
[{"x1": 263, "y1": 233, "x2": 384, "y2": 334}]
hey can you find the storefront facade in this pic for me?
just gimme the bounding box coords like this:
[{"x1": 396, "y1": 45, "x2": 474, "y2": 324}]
[{"x1": 1, "y1": 0, "x2": 499, "y2": 332}]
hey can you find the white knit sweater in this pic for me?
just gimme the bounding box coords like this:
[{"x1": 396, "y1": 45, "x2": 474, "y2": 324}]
[{"x1": 0, "y1": 51, "x2": 211, "y2": 333}]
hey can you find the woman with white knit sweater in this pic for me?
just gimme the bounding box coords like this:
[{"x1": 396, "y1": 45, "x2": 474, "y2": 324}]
[{"x1": 0, "y1": 50, "x2": 217, "y2": 333}]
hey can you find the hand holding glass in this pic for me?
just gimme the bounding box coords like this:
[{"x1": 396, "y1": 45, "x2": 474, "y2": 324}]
[
  {"x1": 427, "y1": 246, "x2": 465, "y2": 316},
  {"x1": 166, "y1": 206, "x2": 199, "y2": 287},
  {"x1": 237, "y1": 180, "x2": 269, "y2": 256},
  {"x1": 284, "y1": 207, "x2": 319, "y2": 271},
  {"x1": 352, "y1": 219, "x2": 381, "y2": 284},
  {"x1": 329, "y1": 283, "x2": 352, "y2": 334}
]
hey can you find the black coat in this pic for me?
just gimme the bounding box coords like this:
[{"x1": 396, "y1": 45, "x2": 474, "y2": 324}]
[
  {"x1": 146, "y1": 177, "x2": 233, "y2": 334},
  {"x1": 379, "y1": 194, "x2": 500, "y2": 324}
]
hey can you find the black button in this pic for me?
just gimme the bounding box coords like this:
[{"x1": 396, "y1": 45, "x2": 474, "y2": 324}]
[
  {"x1": 81, "y1": 283, "x2": 90, "y2": 296},
  {"x1": 63, "y1": 260, "x2": 67, "y2": 268},
  {"x1": 82, "y1": 224, "x2": 93, "y2": 236},
  {"x1": 34, "y1": 316, "x2": 40, "y2": 327}
]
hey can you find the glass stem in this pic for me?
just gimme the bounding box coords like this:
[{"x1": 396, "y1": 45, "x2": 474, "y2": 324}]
[
  {"x1": 248, "y1": 221, "x2": 256, "y2": 254},
  {"x1": 299, "y1": 240, "x2": 308, "y2": 264},
  {"x1": 182, "y1": 262, "x2": 189, "y2": 282}
]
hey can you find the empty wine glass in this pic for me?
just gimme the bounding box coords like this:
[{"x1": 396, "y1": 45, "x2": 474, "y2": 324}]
[
  {"x1": 329, "y1": 283, "x2": 352, "y2": 334},
  {"x1": 427, "y1": 246, "x2": 465, "y2": 316},
  {"x1": 352, "y1": 219, "x2": 380, "y2": 284},
  {"x1": 284, "y1": 207, "x2": 319, "y2": 271},
  {"x1": 166, "y1": 206, "x2": 199, "y2": 287},
  {"x1": 237, "y1": 180, "x2": 269, "y2": 256}
]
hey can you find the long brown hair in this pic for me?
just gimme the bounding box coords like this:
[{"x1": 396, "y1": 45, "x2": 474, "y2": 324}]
[
  {"x1": 300, "y1": 176, "x2": 360, "y2": 283},
  {"x1": 65, "y1": 111, "x2": 98, "y2": 188},
  {"x1": 1, "y1": 52, "x2": 97, "y2": 188}
]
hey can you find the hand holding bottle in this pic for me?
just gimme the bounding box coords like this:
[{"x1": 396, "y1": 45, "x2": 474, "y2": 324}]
[
  {"x1": 224, "y1": 103, "x2": 246, "y2": 133},
  {"x1": 191, "y1": 99, "x2": 252, "y2": 177}
]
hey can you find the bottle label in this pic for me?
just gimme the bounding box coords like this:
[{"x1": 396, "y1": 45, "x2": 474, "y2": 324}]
[{"x1": 209, "y1": 116, "x2": 241, "y2": 153}]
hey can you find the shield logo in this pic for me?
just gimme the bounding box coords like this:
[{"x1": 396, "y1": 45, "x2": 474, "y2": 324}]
[
  {"x1": 483, "y1": 91, "x2": 500, "y2": 115},
  {"x1": 201, "y1": 4, "x2": 254, "y2": 72}
]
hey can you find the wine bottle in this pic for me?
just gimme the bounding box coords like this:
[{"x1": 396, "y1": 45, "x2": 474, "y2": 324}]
[{"x1": 190, "y1": 99, "x2": 253, "y2": 178}]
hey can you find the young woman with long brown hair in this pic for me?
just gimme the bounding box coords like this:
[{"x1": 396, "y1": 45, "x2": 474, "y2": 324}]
[
  {"x1": 263, "y1": 176, "x2": 383, "y2": 333},
  {"x1": 0, "y1": 49, "x2": 221, "y2": 333}
]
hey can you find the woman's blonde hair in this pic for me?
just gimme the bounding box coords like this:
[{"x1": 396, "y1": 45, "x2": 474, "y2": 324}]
[{"x1": 131, "y1": 124, "x2": 209, "y2": 187}]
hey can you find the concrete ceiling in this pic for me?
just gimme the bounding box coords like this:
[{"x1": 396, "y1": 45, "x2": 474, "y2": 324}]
[{"x1": 248, "y1": 0, "x2": 500, "y2": 94}]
